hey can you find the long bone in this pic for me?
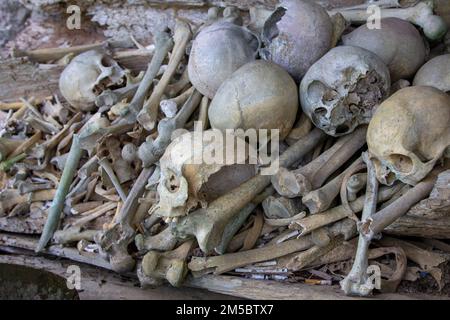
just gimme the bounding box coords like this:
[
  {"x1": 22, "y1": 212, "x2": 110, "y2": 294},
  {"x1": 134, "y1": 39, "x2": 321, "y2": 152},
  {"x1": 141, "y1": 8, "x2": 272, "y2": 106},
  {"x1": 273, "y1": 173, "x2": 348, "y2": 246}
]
[
  {"x1": 188, "y1": 218, "x2": 355, "y2": 275},
  {"x1": 97, "y1": 91, "x2": 200, "y2": 273},
  {"x1": 53, "y1": 202, "x2": 117, "y2": 245},
  {"x1": 135, "y1": 226, "x2": 178, "y2": 253},
  {"x1": 138, "y1": 89, "x2": 202, "y2": 167},
  {"x1": 95, "y1": 82, "x2": 140, "y2": 109},
  {"x1": 340, "y1": 153, "x2": 379, "y2": 297},
  {"x1": 97, "y1": 166, "x2": 155, "y2": 273},
  {"x1": 272, "y1": 126, "x2": 367, "y2": 198},
  {"x1": 291, "y1": 183, "x2": 403, "y2": 236},
  {"x1": 118, "y1": 30, "x2": 173, "y2": 123},
  {"x1": 330, "y1": 1, "x2": 448, "y2": 41},
  {"x1": 138, "y1": 240, "x2": 194, "y2": 287},
  {"x1": 137, "y1": 20, "x2": 192, "y2": 130},
  {"x1": 172, "y1": 128, "x2": 326, "y2": 254},
  {"x1": 302, "y1": 157, "x2": 363, "y2": 214},
  {"x1": 340, "y1": 163, "x2": 445, "y2": 296}
]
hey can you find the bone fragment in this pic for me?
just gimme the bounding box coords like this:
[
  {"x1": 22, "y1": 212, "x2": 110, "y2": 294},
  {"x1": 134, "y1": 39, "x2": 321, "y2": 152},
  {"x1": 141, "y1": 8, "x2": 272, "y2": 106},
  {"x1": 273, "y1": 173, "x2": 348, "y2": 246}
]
[
  {"x1": 303, "y1": 157, "x2": 363, "y2": 214},
  {"x1": 272, "y1": 126, "x2": 367, "y2": 198},
  {"x1": 172, "y1": 128, "x2": 326, "y2": 253},
  {"x1": 118, "y1": 30, "x2": 173, "y2": 123},
  {"x1": 135, "y1": 226, "x2": 178, "y2": 253},
  {"x1": 291, "y1": 184, "x2": 403, "y2": 236},
  {"x1": 139, "y1": 240, "x2": 194, "y2": 287},
  {"x1": 330, "y1": 1, "x2": 448, "y2": 40},
  {"x1": 137, "y1": 20, "x2": 192, "y2": 130},
  {"x1": 99, "y1": 157, "x2": 128, "y2": 202}
]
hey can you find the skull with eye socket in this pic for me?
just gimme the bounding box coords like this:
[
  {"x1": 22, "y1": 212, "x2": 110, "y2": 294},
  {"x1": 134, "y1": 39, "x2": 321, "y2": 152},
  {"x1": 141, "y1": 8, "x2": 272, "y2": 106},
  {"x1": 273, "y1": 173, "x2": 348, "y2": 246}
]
[
  {"x1": 300, "y1": 46, "x2": 390, "y2": 137},
  {"x1": 59, "y1": 50, "x2": 126, "y2": 112},
  {"x1": 367, "y1": 86, "x2": 450, "y2": 186}
]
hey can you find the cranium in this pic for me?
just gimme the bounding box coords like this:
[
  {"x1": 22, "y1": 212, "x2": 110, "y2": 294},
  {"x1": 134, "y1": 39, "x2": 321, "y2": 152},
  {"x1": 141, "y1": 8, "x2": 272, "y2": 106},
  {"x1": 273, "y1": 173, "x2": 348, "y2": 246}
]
[
  {"x1": 261, "y1": 0, "x2": 333, "y2": 81},
  {"x1": 342, "y1": 18, "x2": 426, "y2": 82},
  {"x1": 367, "y1": 86, "x2": 450, "y2": 186},
  {"x1": 300, "y1": 46, "x2": 390, "y2": 137},
  {"x1": 413, "y1": 54, "x2": 450, "y2": 93},
  {"x1": 208, "y1": 60, "x2": 298, "y2": 139},
  {"x1": 59, "y1": 50, "x2": 126, "y2": 111},
  {"x1": 155, "y1": 130, "x2": 256, "y2": 219},
  {"x1": 188, "y1": 8, "x2": 259, "y2": 99}
]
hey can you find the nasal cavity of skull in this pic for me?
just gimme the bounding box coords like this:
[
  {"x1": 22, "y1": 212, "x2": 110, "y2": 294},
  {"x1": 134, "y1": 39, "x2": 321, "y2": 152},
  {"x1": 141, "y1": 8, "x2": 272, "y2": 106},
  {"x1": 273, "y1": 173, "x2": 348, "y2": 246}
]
[
  {"x1": 166, "y1": 173, "x2": 181, "y2": 193},
  {"x1": 388, "y1": 154, "x2": 414, "y2": 173}
]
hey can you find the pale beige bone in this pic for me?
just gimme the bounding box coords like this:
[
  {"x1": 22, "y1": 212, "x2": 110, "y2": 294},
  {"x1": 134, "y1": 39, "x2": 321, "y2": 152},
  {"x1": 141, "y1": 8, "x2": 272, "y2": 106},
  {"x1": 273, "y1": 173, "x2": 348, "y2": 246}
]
[
  {"x1": 159, "y1": 86, "x2": 194, "y2": 115},
  {"x1": 198, "y1": 96, "x2": 209, "y2": 130},
  {"x1": 119, "y1": 30, "x2": 173, "y2": 123},
  {"x1": 346, "y1": 173, "x2": 367, "y2": 202},
  {"x1": 272, "y1": 126, "x2": 367, "y2": 198},
  {"x1": 330, "y1": 1, "x2": 448, "y2": 40},
  {"x1": 137, "y1": 20, "x2": 192, "y2": 130},
  {"x1": 188, "y1": 237, "x2": 314, "y2": 275},
  {"x1": 53, "y1": 202, "x2": 117, "y2": 245},
  {"x1": 135, "y1": 226, "x2": 178, "y2": 253},
  {"x1": 302, "y1": 157, "x2": 363, "y2": 214},
  {"x1": 263, "y1": 196, "x2": 303, "y2": 219},
  {"x1": 171, "y1": 128, "x2": 326, "y2": 253},
  {"x1": 341, "y1": 163, "x2": 445, "y2": 296},
  {"x1": 97, "y1": 167, "x2": 155, "y2": 273},
  {"x1": 340, "y1": 155, "x2": 379, "y2": 297},
  {"x1": 138, "y1": 240, "x2": 194, "y2": 287},
  {"x1": 188, "y1": 217, "x2": 355, "y2": 275},
  {"x1": 291, "y1": 184, "x2": 403, "y2": 236},
  {"x1": 367, "y1": 86, "x2": 450, "y2": 186}
]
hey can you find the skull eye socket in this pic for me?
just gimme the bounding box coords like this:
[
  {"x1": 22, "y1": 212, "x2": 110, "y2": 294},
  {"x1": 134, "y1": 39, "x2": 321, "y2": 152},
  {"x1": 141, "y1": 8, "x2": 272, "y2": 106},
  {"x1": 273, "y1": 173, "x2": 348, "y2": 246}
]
[{"x1": 388, "y1": 154, "x2": 414, "y2": 174}]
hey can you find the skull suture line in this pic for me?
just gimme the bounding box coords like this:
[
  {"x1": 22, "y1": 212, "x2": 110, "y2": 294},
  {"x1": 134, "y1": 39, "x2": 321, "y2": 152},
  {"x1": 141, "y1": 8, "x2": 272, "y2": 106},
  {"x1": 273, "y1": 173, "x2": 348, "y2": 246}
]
[
  {"x1": 367, "y1": 86, "x2": 450, "y2": 186},
  {"x1": 59, "y1": 50, "x2": 126, "y2": 112},
  {"x1": 300, "y1": 46, "x2": 391, "y2": 137}
]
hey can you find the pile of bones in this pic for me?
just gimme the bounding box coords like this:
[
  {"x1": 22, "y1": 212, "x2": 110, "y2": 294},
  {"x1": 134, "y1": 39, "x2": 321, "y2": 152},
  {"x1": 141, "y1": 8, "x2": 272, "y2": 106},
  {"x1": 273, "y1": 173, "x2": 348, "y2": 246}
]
[{"x1": 1, "y1": 0, "x2": 450, "y2": 297}]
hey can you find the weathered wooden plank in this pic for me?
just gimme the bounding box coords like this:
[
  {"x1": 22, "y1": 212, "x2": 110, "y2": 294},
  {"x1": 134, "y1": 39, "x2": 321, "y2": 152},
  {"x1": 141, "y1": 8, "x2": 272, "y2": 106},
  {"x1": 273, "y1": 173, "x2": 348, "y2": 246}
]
[{"x1": 0, "y1": 58, "x2": 63, "y2": 103}]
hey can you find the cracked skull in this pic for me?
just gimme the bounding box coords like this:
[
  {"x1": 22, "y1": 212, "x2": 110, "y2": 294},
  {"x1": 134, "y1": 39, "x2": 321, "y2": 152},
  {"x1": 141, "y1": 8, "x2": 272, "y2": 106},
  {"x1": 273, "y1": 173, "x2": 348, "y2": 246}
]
[
  {"x1": 155, "y1": 130, "x2": 256, "y2": 219},
  {"x1": 59, "y1": 50, "x2": 126, "y2": 111},
  {"x1": 367, "y1": 86, "x2": 450, "y2": 186},
  {"x1": 261, "y1": 0, "x2": 332, "y2": 82},
  {"x1": 300, "y1": 46, "x2": 390, "y2": 137},
  {"x1": 188, "y1": 9, "x2": 259, "y2": 99}
]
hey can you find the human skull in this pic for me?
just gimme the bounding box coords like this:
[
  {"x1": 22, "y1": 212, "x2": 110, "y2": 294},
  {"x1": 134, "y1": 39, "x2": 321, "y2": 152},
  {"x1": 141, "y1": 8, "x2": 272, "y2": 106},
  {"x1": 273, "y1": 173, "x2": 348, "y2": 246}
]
[
  {"x1": 261, "y1": 0, "x2": 333, "y2": 82},
  {"x1": 208, "y1": 60, "x2": 298, "y2": 139},
  {"x1": 367, "y1": 86, "x2": 450, "y2": 186},
  {"x1": 188, "y1": 8, "x2": 259, "y2": 99},
  {"x1": 156, "y1": 130, "x2": 256, "y2": 219},
  {"x1": 59, "y1": 50, "x2": 126, "y2": 111},
  {"x1": 413, "y1": 54, "x2": 450, "y2": 93},
  {"x1": 342, "y1": 18, "x2": 426, "y2": 82},
  {"x1": 300, "y1": 46, "x2": 390, "y2": 137}
]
